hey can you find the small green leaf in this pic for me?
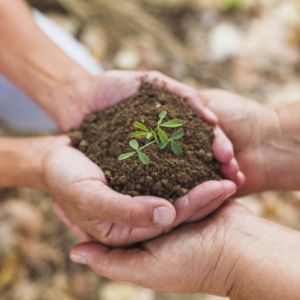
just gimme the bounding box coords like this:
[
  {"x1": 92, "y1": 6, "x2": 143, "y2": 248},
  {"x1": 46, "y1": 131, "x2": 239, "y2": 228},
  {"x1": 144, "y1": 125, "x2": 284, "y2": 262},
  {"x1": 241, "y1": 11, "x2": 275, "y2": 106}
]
[
  {"x1": 159, "y1": 142, "x2": 167, "y2": 150},
  {"x1": 138, "y1": 151, "x2": 150, "y2": 165},
  {"x1": 152, "y1": 129, "x2": 159, "y2": 144},
  {"x1": 146, "y1": 132, "x2": 153, "y2": 139},
  {"x1": 171, "y1": 130, "x2": 184, "y2": 140},
  {"x1": 132, "y1": 131, "x2": 147, "y2": 137},
  {"x1": 161, "y1": 119, "x2": 184, "y2": 128},
  {"x1": 171, "y1": 141, "x2": 182, "y2": 155},
  {"x1": 157, "y1": 128, "x2": 169, "y2": 145},
  {"x1": 133, "y1": 122, "x2": 149, "y2": 132},
  {"x1": 118, "y1": 152, "x2": 135, "y2": 160},
  {"x1": 159, "y1": 111, "x2": 167, "y2": 119},
  {"x1": 157, "y1": 111, "x2": 167, "y2": 125},
  {"x1": 129, "y1": 139, "x2": 139, "y2": 150}
]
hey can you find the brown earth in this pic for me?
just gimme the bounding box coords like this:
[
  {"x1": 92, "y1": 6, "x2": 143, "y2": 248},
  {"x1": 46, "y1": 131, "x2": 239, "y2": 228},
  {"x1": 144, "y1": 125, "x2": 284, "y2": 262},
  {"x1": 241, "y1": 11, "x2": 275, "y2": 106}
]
[{"x1": 69, "y1": 82, "x2": 223, "y2": 202}]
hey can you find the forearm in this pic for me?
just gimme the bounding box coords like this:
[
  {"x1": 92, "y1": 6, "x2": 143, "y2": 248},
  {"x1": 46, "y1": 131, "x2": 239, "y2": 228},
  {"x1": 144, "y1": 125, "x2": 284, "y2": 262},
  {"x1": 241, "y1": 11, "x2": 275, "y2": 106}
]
[
  {"x1": 229, "y1": 213, "x2": 300, "y2": 300},
  {"x1": 0, "y1": 136, "x2": 57, "y2": 189},
  {"x1": 0, "y1": 0, "x2": 92, "y2": 130},
  {"x1": 262, "y1": 102, "x2": 300, "y2": 191}
]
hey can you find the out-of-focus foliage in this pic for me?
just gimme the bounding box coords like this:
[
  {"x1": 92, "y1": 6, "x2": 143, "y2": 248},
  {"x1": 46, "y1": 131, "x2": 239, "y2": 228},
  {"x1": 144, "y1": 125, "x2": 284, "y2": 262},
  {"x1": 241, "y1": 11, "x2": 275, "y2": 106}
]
[{"x1": 218, "y1": 0, "x2": 244, "y2": 9}]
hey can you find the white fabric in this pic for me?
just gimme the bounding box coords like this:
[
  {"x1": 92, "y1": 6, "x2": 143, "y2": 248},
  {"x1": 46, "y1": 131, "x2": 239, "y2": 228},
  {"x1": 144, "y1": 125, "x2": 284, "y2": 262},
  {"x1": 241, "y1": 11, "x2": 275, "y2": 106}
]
[{"x1": 0, "y1": 10, "x2": 102, "y2": 132}]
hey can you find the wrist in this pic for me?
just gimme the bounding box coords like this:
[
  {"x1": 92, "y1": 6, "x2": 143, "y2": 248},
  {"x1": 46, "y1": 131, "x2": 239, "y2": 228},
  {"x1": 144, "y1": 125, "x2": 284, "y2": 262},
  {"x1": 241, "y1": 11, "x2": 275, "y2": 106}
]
[
  {"x1": 254, "y1": 106, "x2": 282, "y2": 191},
  {"x1": 37, "y1": 136, "x2": 71, "y2": 190},
  {"x1": 237, "y1": 105, "x2": 280, "y2": 194},
  {"x1": 260, "y1": 103, "x2": 300, "y2": 191},
  {"x1": 35, "y1": 70, "x2": 95, "y2": 131},
  {"x1": 0, "y1": 136, "x2": 69, "y2": 190},
  {"x1": 228, "y1": 210, "x2": 300, "y2": 300},
  {"x1": 194, "y1": 203, "x2": 259, "y2": 297}
]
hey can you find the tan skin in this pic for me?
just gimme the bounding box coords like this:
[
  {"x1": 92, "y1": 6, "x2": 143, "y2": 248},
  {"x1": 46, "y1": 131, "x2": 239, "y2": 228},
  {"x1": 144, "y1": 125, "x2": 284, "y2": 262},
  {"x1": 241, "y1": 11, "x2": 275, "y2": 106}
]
[{"x1": 1, "y1": 0, "x2": 300, "y2": 298}]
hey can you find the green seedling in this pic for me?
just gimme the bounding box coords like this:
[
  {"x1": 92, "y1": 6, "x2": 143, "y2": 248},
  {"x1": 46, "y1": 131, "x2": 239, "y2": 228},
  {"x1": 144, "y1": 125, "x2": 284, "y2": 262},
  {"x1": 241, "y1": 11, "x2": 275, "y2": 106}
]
[{"x1": 118, "y1": 111, "x2": 184, "y2": 165}]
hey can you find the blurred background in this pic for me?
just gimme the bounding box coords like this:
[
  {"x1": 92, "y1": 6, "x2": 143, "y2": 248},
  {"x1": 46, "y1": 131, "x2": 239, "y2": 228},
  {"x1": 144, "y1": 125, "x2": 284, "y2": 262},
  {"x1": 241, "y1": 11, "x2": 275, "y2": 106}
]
[{"x1": 1, "y1": 0, "x2": 300, "y2": 299}]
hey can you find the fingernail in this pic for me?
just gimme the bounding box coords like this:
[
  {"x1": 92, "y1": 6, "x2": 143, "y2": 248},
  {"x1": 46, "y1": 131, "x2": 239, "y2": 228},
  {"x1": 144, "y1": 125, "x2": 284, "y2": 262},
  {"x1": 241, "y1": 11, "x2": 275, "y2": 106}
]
[
  {"x1": 153, "y1": 207, "x2": 174, "y2": 225},
  {"x1": 70, "y1": 251, "x2": 87, "y2": 265},
  {"x1": 214, "y1": 127, "x2": 222, "y2": 136},
  {"x1": 204, "y1": 107, "x2": 218, "y2": 123},
  {"x1": 230, "y1": 158, "x2": 239, "y2": 170},
  {"x1": 221, "y1": 180, "x2": 237, "y2": 198},
  {"x1": 237, "y1": 171, "x2": 246, "y2": 188}
]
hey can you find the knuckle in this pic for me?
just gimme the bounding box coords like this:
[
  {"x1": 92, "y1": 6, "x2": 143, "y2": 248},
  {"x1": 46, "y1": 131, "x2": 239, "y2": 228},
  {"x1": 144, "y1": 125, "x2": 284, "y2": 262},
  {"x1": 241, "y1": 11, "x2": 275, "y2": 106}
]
[
  {"x1": 100, "y1": 234, "x2": 117, "y2": 247},
  {"x1": 123, "y1": 208, "x2": 138, "y2": 227},
  {"x1": 121, "y1": 201, "x2": 149, "y2": 227},
  {"x1": 101, "y1": 227, "x2": 129, "y2": 247}
]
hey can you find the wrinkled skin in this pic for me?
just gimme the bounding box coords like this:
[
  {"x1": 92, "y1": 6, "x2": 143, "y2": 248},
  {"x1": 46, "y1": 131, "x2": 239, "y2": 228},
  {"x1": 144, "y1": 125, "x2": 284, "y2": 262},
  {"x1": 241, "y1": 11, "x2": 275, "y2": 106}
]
[
  {"x1": 70, "y1": 201, "x2": 250, "y2": 296},
  {"x1": 71, "y1": 200, "x2": 300, "y2": 299},
  {"x1": 198, "y1": 89, "x2": 279, "y2": 195}
]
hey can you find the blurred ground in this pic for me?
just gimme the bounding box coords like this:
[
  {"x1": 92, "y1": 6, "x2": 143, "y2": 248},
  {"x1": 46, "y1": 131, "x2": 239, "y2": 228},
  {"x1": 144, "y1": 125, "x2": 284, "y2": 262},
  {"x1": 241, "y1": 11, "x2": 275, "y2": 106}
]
[{"x1": 1, "y1": 0, "x2": 300, "y2": 299}]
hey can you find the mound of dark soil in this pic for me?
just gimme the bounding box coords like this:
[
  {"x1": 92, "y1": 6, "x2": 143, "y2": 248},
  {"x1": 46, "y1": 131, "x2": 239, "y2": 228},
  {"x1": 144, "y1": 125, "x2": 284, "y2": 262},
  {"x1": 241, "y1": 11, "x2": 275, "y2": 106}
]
[{"x1": 69, "y1": 82, "x2": 223, "y2": 202}]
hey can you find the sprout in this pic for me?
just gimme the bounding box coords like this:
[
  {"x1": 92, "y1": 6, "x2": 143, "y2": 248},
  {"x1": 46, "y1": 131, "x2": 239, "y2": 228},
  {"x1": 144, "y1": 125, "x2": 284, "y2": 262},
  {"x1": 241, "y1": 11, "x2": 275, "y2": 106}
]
[{"x1": 118, "y1": 111, "x2": 184, "y2": 165}]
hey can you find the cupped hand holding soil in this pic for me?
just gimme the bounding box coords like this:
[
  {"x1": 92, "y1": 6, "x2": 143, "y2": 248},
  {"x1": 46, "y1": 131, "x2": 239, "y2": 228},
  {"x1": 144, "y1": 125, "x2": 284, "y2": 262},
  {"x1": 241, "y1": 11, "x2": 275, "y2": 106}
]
[
  {"x1": 71, "y1": 81, "x2": 226, "y2": 201},
  {"x1": 49, "y1": 71, "x2": 241, "y2": 247}
]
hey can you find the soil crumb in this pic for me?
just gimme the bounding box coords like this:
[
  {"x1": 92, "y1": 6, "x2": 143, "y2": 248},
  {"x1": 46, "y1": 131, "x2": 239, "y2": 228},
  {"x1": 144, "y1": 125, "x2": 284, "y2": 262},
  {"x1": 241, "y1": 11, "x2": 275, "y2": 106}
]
[{"x1": 69, "y1": 82, "x2": 223, "y2": 202}]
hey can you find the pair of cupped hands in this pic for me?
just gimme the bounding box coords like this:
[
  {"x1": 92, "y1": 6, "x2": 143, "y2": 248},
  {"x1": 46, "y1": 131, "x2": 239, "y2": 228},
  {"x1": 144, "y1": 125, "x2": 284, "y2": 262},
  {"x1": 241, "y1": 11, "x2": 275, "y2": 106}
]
[{"x1": 43, "y1": 70, "x2": 269, "y2": 295}]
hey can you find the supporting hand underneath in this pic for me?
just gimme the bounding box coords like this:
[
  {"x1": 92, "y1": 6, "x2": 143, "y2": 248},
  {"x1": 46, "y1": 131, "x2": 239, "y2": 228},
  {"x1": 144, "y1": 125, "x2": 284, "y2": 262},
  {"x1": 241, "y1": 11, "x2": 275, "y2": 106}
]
[{"x1": 70, "y1": 201, "x2": 300, "y2": 300}]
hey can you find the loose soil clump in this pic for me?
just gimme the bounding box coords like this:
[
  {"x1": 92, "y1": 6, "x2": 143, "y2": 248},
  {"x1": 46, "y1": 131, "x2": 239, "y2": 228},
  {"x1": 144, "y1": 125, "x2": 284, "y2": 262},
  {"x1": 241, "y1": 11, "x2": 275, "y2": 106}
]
[{"x1": 69, "y1": 82, "x2": 223, "y2": 202}]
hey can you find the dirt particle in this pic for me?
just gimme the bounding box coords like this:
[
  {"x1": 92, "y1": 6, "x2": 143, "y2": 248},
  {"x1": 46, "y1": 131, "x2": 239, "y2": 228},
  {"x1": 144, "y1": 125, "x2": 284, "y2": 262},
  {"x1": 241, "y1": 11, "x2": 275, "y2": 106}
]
[
  {"x1": 79, "y1": 140, "x2": 88, "y2": 150},
  {"x1": 177, "y1": 173, "x2": 189, "y2": 184},
  {"x1": 203, "y1": 153, "x2": 213, "y2": 163},
  {"x1": 118, "y1": 175, "x2": 127, "y2": 184},
  {"x1": 130, "y1": 191, "x2": 140, "y2": 197},
  {"x1": 86, "y1": 114, "x2": 97, "y2": 123},
  {"x1": 180, "y1": 188, "x2": 189, "y2": 195},
  {"x1": 162, "y1": 179, "x2": 169, "y2": 187},
  {"x1": 69, "y1": 131, "x2": 83, "y2": 146},
  {"x1": 145, "y1": 176, "x2": 153, "y2": 184},
  {"x1": 153, "y1": 181, "x2": 163, "y2": 191},
  {"x1": 139, "y1": 176, "x2": 146, "y2": 183},
  {"x1": 197, "y1": 149, "x2": 205, "y2": 158},
  {"x1": 104, "y1": 170, "x2": 112, "y2": 178},
  {"x1": 135, "y1": 184, "x2": 143, "y2": 191}
]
